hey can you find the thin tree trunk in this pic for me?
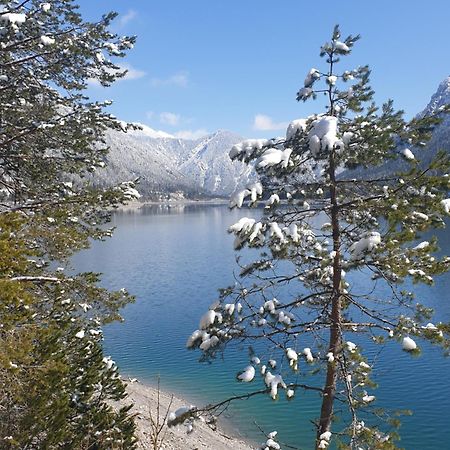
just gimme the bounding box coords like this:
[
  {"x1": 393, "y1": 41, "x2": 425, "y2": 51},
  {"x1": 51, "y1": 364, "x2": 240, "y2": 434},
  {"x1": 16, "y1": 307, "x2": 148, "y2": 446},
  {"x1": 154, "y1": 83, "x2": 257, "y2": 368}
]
[{"x1": 316, "y1": 148, "x2": 342, "y2": 447}]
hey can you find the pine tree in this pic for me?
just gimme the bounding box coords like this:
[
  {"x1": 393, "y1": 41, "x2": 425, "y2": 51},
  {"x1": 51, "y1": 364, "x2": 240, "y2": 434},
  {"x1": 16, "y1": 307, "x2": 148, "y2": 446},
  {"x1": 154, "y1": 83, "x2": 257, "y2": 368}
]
[
  {"x1": 187, "y1": 26, "x2": 450, "y2": 449},
  {"x1": 1, "y1": 1, "x2": 139, "y2": 448}
]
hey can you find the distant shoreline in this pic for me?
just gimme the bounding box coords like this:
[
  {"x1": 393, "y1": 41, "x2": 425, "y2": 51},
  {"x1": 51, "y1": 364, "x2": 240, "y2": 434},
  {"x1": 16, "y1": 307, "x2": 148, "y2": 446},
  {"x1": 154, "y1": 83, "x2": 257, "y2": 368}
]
[
  {"x1": 115, "y1": 198, "x2": 230, "y2": 211},
  {"x1": 122, "y1": 378, "x2": 257, "y2": 450}
]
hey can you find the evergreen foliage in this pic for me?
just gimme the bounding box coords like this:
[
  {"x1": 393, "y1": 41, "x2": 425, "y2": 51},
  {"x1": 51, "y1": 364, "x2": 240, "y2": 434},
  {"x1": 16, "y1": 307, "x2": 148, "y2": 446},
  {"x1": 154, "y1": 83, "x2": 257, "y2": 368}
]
[
  {"x1": 1, "y1": 1, "x2": 139, "y2": 447},
  {"x1": 188, "y1": 26, "x2": 450, "y2": 449}
]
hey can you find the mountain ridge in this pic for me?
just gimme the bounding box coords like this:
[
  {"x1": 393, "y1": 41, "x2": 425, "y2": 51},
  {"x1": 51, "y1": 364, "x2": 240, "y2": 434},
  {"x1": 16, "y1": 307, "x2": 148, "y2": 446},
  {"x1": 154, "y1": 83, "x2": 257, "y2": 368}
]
[
  {"x1": 95, "y1": 77, "x2": 449, "y2": 199},
  {"x1": 95, "y1": 128, "x2": 250, "y2": 199}
]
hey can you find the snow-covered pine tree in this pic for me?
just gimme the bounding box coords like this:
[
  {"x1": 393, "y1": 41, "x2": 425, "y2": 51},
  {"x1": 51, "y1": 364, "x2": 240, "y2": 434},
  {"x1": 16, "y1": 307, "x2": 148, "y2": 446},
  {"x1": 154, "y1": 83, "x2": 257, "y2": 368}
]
[
  {"x1": 0, "y1": 1, "x2": 139, "y2": 448},
  {"x1": 187, "y1": 26, "x2": 450, "y2": 449}
]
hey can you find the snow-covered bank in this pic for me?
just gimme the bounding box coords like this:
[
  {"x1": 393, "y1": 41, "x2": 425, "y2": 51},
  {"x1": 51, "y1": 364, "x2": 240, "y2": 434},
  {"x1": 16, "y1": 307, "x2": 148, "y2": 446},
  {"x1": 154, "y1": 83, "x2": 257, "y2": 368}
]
[{"x1": 123, "y1": 380, "x2": 256, "y2": 450}]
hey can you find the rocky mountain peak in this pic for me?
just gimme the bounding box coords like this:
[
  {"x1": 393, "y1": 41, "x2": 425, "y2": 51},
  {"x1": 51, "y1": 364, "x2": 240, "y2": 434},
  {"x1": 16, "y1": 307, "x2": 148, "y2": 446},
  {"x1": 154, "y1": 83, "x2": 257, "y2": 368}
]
[{"x1": 420, "y1": 76, "x2": 450, "y2": 117}]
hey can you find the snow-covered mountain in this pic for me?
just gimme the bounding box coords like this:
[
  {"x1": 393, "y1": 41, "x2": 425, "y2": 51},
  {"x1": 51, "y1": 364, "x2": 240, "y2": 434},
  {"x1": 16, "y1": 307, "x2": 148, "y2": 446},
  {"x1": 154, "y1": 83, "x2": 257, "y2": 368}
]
[
  {"x1": 95, "y1": 78, "x2": 449, "y2": 198},
  {"x1": 392, "y1": 77, "x2": 450, "y2": 168},
  {"x1": 341, "y1": 76, "x2": 450, "y2": 179},
  {"x1": 420, "y1": 77, "x2": 450, "y2": 118},
  {"x1": 94, "y1": 128, "x2": 251, "y2": 199},
  {"x1": 418, "y1": 77, "x2": 450, "y2": 165}
]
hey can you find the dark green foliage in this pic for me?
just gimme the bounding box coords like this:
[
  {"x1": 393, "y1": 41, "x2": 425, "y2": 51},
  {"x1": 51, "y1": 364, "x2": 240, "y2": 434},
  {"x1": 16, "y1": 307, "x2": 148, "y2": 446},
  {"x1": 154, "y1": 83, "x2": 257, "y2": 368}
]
[{"x1": 1, "y1": 1, "x2": 139, "y2": 448}]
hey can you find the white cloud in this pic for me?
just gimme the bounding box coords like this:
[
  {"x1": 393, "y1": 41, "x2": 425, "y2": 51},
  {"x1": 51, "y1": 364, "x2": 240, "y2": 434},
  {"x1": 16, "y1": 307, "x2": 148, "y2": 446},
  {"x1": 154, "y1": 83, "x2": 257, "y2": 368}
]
[
  {"x1": 87, "y1": 63, "x2": 145, "y2": 87},
  {"x1": 118, "y1": 10, "x2": 137, "y2": 28},
  {"x1": 159, "y1": 112, "x2": 181, "y2": 126},
  {"x1": 253, "y1": 114, "x2": 288, "y2": 131},
  {"x1": 149, "y1": 71, "x2": 189, "y2": 88},
  {"x1": 120, "y1": 63, "x2": 146, "y2": 80},
  {"x1": 143, "y1": 111, "x2": 198, "y2": 132},
  {"x1": 174, "y1": 129, "x2": 209, "y2": 140},
  {"x1": 87, "y1": 78, "x2": 101, "y2": 87},
  {"x1": 135, "y1": 123, "x2": 174, "y2": 139}
]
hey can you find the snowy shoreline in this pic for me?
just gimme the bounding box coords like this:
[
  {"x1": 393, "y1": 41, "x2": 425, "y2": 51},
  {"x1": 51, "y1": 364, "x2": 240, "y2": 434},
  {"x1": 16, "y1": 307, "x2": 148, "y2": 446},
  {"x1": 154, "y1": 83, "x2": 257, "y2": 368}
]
[{"x1": 123, "y1": 379, "x2": 257, "y2": 450}]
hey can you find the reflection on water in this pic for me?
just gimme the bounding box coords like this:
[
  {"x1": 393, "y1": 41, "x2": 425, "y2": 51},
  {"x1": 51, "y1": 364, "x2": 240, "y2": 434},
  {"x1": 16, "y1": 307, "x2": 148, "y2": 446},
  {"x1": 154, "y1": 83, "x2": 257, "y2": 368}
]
[{"x1": 72, "y1": 205, "x2": 450, "y2": 449}]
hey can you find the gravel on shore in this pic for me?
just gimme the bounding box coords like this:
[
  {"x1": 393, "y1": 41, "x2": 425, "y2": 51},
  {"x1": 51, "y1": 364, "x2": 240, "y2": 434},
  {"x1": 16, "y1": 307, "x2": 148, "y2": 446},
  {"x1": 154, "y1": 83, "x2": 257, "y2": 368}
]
[{"x1": 124, "y1": 380, "x2": 256, "y2": 450}]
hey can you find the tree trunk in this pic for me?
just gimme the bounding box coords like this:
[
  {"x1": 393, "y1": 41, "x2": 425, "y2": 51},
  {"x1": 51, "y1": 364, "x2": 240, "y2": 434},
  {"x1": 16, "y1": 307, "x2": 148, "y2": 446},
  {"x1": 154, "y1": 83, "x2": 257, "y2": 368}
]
[{"x1": 316, "y1": 149, "x2": 342, "y2": 448}]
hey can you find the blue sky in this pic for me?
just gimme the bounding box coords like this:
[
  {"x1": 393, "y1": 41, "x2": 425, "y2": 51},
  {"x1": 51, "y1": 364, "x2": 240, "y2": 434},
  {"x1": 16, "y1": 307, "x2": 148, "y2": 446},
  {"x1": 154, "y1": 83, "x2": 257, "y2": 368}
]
[{"x1": 79, "y1": 0, "x2": 449, "y2": 139}]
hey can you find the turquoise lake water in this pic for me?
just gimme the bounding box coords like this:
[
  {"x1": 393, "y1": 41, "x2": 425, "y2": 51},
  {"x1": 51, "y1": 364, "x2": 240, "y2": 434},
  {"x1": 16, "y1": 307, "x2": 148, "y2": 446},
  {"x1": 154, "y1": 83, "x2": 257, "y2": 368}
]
[{"x1": 72, "y1": 204, "x2": 450, "y2": 449}]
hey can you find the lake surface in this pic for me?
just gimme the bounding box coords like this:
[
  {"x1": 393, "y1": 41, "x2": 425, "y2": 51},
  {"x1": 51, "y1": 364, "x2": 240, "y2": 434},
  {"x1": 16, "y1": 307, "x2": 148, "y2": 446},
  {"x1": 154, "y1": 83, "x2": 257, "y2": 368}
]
[{"x1": 72, "y1": 204, "x2": 450, "y2": 449}]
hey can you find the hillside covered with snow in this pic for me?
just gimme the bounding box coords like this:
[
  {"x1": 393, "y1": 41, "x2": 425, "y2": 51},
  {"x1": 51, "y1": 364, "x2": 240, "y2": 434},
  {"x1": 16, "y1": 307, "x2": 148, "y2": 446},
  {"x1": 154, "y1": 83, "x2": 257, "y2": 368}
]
[{"x1": 94, "y1": 127, "x2": 252, "y2": 199}]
